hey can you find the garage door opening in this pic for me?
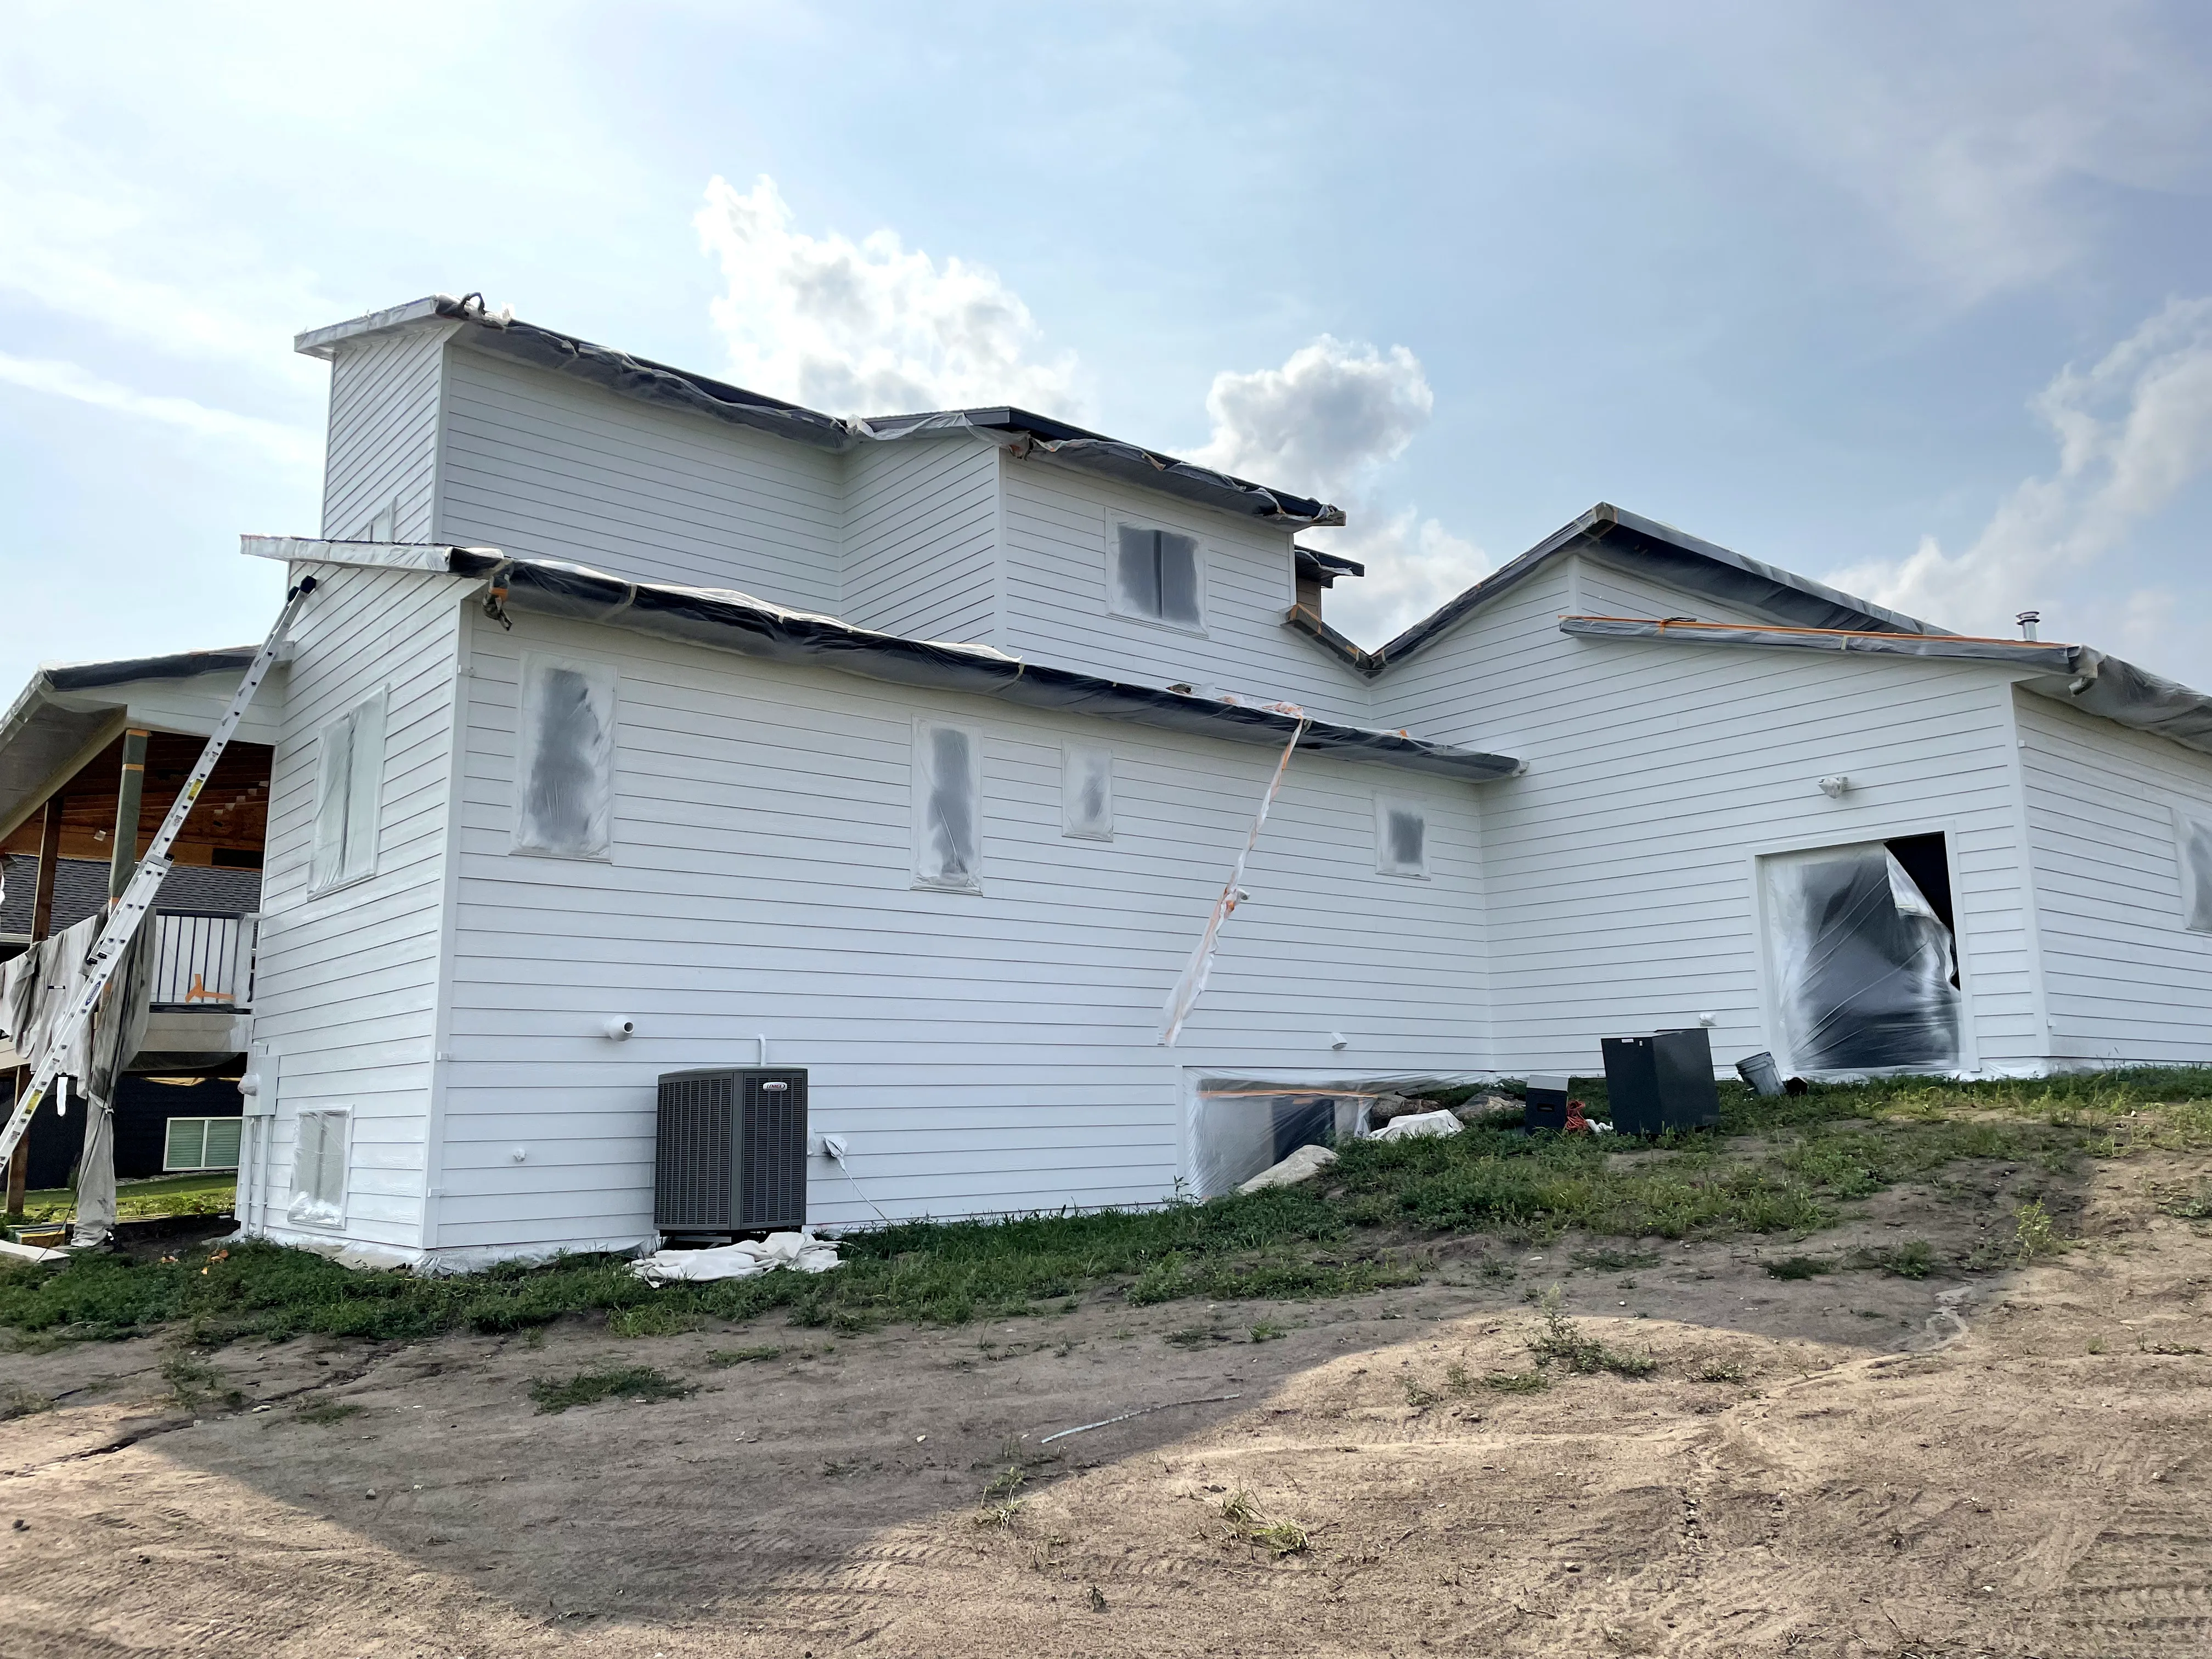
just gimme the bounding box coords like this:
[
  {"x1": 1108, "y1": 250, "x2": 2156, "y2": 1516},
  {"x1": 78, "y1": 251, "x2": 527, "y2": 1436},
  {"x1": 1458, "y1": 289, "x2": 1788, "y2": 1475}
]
[{"x1": 1761, "y1": 833, "x2": 1962, "y2": 1073}]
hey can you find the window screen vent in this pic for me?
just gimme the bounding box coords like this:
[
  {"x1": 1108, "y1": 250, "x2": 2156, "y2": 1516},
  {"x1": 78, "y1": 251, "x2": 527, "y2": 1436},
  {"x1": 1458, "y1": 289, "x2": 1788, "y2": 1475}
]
[{"x1": 654, "y1": 1068, "x2": 809, "y2": 1237}]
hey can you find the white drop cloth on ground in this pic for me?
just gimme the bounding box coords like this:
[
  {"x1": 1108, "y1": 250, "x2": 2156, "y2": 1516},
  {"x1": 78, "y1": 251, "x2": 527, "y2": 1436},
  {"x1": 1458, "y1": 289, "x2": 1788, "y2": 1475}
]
[
  {"x1": 1369, "y1": 1108, "x2": 1464, "y2": 1142},
  {"x1": 1235, "y1": 1143, "x2": 1339, "y2": 1194},
  {"x1": 630, "y1": 1232, "x2": 842, "y2": 1285}
]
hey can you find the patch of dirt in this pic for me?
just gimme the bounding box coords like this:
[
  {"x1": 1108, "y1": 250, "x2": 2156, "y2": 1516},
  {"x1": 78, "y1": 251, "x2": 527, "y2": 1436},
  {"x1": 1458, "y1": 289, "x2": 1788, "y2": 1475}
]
[{"x1": 4, "y1": 1158, "x2": 2211, "y2": 1656}]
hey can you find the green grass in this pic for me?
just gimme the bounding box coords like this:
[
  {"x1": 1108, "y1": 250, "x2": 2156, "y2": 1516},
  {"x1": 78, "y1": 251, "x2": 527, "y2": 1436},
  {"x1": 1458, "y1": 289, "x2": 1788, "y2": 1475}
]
[
  {"x1": 2, "y1": 1067, "x2": 2207, "y2": 1351},
  {"x1": 18, "y1": 1171, "x2": 236, "y2": 1224},
  {"x1": 528, "y1": 1364, "x2": 693, "y2": 1414}
]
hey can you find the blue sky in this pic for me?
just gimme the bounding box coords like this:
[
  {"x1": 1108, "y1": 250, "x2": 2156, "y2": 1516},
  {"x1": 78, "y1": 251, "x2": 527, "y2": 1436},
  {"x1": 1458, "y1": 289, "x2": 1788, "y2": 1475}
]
[{"x1": 4, "y1": 1, "x2": 2209, "y2": 692}]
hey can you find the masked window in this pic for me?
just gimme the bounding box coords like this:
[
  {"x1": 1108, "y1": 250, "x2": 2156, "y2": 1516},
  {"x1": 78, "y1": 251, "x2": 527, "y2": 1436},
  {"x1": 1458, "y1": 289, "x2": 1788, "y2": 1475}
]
[
  {"x1": 1193, "y1": 1086, "x2": 1367, "y2": 1198},
  {"x1": 1063, "y1": 744, "x2": 1114, "y2": 840},
  {"x1": 309, "y1": 689, "x2": 386, "y2": 893},
  {"x1": 1113, "y1": 524, "x2": 1203, "y2": 629},
  {"x1": 512, "y1": 653, "x2": 618, "y2": 860},
  {"x1": 913, "y1": 721, "x2": 983, "y2": 891},
  {"x1": 1762, "y1": 837, "x2": 1961, "y2": 1073},
  {"x1": 289, "y1": 1108, "x2": 349, "y2": 1228},
  {"x1": 1376, "y1": 799, "x2": 1429, "y2": 878},
  {"x1": 2174, "y1": 809, "x2": 2212, "y2": 933}
]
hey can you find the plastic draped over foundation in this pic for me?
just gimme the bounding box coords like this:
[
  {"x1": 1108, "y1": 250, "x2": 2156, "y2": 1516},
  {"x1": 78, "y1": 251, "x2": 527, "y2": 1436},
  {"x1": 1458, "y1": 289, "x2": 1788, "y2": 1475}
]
[
  {"x1": 1763, "y1": 844, "x2": 1961, "y2": 1073},
  {"x1": 1190, "y1": 1074, "x2": 1494, "y2": 1198}
]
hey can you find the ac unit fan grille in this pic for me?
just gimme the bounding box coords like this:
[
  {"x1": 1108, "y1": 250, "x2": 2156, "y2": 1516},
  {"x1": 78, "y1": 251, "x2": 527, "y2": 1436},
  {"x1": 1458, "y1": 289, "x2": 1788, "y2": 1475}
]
[
  {"x1": 654, "y1": 1074, "x2": 733, "y2": 1232},
  {"x1": 740, "y1": 1076, "x2": 808, "y2": 1229}
]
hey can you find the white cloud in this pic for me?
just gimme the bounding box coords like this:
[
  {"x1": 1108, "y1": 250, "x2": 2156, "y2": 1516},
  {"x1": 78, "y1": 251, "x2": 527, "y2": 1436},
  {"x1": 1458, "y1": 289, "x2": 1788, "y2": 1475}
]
[
  {"x1": 0, "y1": 352, "x2": 319, "y2": 467},
  {"x1": 694, "y1": 174, "x2": 1081, "y2": 417},
  {"x1": 1831, "y1": 296, "x2": 2212, "y2": 645},
  {"x1": 1192, "y1": 336, "x2": 1485, "y2": 646}
]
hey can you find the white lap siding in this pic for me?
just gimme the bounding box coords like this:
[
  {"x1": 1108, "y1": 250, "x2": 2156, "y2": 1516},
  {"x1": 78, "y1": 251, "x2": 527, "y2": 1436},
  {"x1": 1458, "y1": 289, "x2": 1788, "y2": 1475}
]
[
  {"x1": 430, "y1": 606, "x2": 1486, "y2": 1256},
  {"x1": 840, "y1": 437, "x2": 1000, "y2": 642},
  {"x1": 2015, "y1": 687, "x2": 2212, "y2": 1064},
  {"x1": 1374, "y1": 555, "x2": 2040, "y2": 1076},
  {"x1": 242, "y1": 562, "x2": 473, "y2": 1254},
  {"x1": 320, "y1": 320, "x2": 454, "y2": 542},
  {"x1": 434, "y1": 346, "x2": 845, "y2": 610}
]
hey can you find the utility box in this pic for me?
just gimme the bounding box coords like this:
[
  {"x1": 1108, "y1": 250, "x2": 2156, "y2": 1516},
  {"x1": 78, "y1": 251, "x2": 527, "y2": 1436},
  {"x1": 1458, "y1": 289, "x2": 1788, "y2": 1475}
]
[
  {"x1": 653, "y1": 1068, "x2": 809, "y2": 1238},
  {"x1": 1600, "y1": 1030, "x2": 1720, "y2": 1136},
  {"x1": 1523, "y1": 1073, "x2": 1572, "y2": 1132}
]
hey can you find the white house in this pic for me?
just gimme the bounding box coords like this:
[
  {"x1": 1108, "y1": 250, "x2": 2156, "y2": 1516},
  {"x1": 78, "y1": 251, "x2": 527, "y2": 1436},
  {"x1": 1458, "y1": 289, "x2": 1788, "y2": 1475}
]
[{"x1": 3, "y1": 291, "x2": 2208, "y2": 1267}]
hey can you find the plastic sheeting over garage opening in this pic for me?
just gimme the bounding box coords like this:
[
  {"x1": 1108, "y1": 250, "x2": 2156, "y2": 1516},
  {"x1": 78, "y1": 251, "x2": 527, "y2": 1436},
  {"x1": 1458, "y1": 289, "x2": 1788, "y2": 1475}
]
[{"x1": 1762, "y1": 834, "x2": 1961, "y2": 1073}]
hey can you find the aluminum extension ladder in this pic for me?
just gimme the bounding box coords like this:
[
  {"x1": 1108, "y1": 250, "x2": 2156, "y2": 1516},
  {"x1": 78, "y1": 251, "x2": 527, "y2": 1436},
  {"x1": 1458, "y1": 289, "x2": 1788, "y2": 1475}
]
[{"x1": 0, "y1": 576, "x2": 317, "y2": 1173}]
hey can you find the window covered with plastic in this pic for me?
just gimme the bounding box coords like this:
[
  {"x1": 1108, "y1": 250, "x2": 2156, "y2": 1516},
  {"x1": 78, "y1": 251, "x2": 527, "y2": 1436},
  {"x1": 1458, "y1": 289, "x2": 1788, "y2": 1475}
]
[
  {"x1": 913, "y1": 720, "x2": 982, "y2": 891},
  {"x1": 289, "y1": 1108, "x2": 349, "y2": 1227},
  {"x1": 2177, "y1": 808, "x2": 2212, "y2": 933},
  {"x1": 1375, "y1": 798, "x2": 1428, "y2": 878},
  {"x1": 1762, "y1": 839, "x2": 1961, "y2": 1072},
  {"x1": 1193, "y1": 1088, "x2": 1366, "y2": 1198},
  {"x1": 1114, "y1": 524, "x2": 1203, "y2": 629},
  {"x1": 1063, "y1": 743, "x2": 1114, "y2": 840},
  {"x1": 512, "y1": 653, "x2": 618, "y2": 860},
  {"x1": 310, "y1": 688, "x2": 386, "y2": 893}
]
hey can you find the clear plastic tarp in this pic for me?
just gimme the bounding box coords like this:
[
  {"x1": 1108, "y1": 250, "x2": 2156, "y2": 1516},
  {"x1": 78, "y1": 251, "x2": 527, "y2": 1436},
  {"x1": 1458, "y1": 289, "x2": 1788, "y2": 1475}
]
[
  {"x1": 2177, "y1": 808, "x2": 2212, "y2": 934},
  {"x1": 1763, "y1": 842, "x2": 1961, "y2": 1073}
]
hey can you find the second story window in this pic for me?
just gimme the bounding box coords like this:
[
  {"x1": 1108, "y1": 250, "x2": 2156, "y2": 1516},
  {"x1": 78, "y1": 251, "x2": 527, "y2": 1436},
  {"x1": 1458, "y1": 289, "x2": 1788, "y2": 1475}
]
[{"x1": 1114, "y1": 523, "x2": 1203, "y2": 630}]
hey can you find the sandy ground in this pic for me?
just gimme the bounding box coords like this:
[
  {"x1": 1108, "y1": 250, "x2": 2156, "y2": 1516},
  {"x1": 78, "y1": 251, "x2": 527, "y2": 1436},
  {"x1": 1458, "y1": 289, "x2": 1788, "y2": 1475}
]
[{"x1": 4, "y1": 1155, "x2": 2211, "y2": 1658}]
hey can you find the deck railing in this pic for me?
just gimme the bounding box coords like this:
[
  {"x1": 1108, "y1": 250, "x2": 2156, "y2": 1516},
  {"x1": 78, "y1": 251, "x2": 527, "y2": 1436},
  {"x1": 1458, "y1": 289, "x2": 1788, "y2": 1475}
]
[{"x1": 149, "y1": 911, "x2": 257, "y2": 1013}]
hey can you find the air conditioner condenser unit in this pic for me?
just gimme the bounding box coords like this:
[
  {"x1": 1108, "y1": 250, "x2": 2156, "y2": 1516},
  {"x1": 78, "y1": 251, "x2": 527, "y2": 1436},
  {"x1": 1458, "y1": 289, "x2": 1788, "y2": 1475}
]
[{"x1": 653, "y1": 1067, "x2": 809, "y2": 1238}]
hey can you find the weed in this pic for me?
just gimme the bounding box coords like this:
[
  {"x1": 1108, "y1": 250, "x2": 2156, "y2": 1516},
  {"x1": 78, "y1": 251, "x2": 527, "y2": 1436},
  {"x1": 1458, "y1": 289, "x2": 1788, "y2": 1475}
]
[
  {"x1": 2141, "y1": 1341, "x2": 2206, "y2": 1356},
  {"x1": 1251, "y1": 1521, "x2": 1310, "y2": 1556},
  {"x1": 1764, "y1": 1256, "x2": 1830, "y2": 1280},
  {"x1": 1572, "y1": 1248, "x2": 1659, "y2": 1272},
  {"x1": 983, "y1": 1465, "x2": 1027, "y2": 1503},
  {"x1": 974, "y1": 1498, "x2": 1024, "y2": 1530},
  {"x1": 705, "y1": 1345, "x2": 783, "y2": 1367},
  {"x1": 2015, "y1": 1200, "x2": 2060, "y2": 1263},
  {"x1": 1442, "y1": 1361, "x2": 1474, "y2": 1395},
  {"x1": 1, "y1": 1388, "x2": 50, "y2": 1420},
  {"x1": 607, "y1": 1301, "x2": 702, "y2": 1338},
  {"x1": 1853, "y1": 1240, "x2": 1937, "y2": 1280},
  {"x1": 2157, "y1": 1183, "x2": 2212, "y2": 1220},
  {"x1": 294, "y1": 1400, "x2": 363, "y2": 1425},
  {"x1": 1480, "y1": 1370, "x2": 1550, "y2": 1393},
  {"x1": 528, "y1": 1364, "x2": 692, "y2": 1414},
  {"x1": 1088, "y1": 1586, "x2": 1108, "y2": 1612},
  {"x1": 1218, "y1": 1489, "x2": 1307, "y2": 1555},
  {"x1": 1692, "y1": 1359, "x2": 1750, "y2": 1384},
  {"x1": 1527, "y1": 1287, "x2": 1657, "y2": 1378},
  {"x1": 1477, "y1": 1260, "x2": 1516, "y2": 1282},
  {"x1": 1165, "y1": 1327, "x2": 1226, "y2": 1348},
  {"x1": 1248, "y1": 1321, "x2": 1288, "y2": 1342},
  {"x1": 1220, "y1": 1489, "x2": 1261, "y2": 1526},
  {"x1": 822, "y1": 1458, "x2": 861, "y2": 1477},
  {"x1": 2086, "y1": 1337, "x2": 2106, "y2": 1355},
  {"x1": 161, "y1": 1352, "x2": 241, "y2": 1411},
  {"x1": 1403, "y1": 1377, "x2": 1441, "y2": 1408}
]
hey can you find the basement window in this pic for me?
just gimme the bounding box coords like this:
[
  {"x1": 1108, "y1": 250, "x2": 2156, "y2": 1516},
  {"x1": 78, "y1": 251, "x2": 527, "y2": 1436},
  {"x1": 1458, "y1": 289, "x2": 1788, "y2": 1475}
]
[
  {"x1": 1113, "y1": 523, "x2": 1204, "y2": 630},
  {"x1": 164, "y1": 1116, "x2": 241, "y2": 1172},
  {"x1": 1761, "y1": 834, "x2": 1961, "y2": 1073},
  {"x1": 1375, "y1": 798, "x2": 1429, "y2": 879},
  {"x1": 1063, "y1": 744, "x2": 1114, "y2": 840},
  {"x1": 309, "y1": 688, "x2": 386, "y2": 894},
  {"x1": 512, "y1": 652, "x2": 618, "y2": 860},
  {"x1": 913, "y1": 720, "x2": 983, "y2": 892},
  {"x1": 2177, "y1": 808, "x2": 2212, "y2": 933},
  {"x1": 288, "y1": 1109, "x2": 349, "y2": 1228}
]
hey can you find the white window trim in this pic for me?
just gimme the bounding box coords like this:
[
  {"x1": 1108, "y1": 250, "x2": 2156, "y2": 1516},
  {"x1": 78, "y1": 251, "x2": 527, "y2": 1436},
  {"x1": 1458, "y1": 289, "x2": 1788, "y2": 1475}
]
[
  {"x1": 1374, "y1": 795, "x2": 1431, "y2": 880},
  {"x1": 912, "y1": 718, "x2": 985, "y2": 894},
  {"x1": 1107, "y1": 515, "x2": 1209, "y2": 637},
  {"x1": 1062, "y1": 742, "x2": 1115, "y2": 841},
  {"x1": 2174, "y1": 803, "x2": 2212, "y2": 934},
  {"x1": 287, "y1": 1108, "x2": 351, "y2": 1231},
  {"x1": 308, "y1": 687, "x2": 387, "y2": 897},
  {"x1": 509, "y1": 650, "x2": 620, "y2": 862}
]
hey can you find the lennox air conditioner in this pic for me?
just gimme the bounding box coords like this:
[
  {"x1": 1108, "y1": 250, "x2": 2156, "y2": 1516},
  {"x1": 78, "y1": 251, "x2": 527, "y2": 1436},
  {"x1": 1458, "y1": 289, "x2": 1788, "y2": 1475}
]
[{"x1": 653, "y1": 1068, "x2": 809, "y2": 1238}]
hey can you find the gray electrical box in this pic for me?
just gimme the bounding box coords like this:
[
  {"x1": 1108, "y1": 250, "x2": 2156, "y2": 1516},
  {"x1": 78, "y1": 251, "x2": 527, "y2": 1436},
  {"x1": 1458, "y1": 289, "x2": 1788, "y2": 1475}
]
[
  {"x1": 654, "y1": 1068, "x2": 809, "y2": 1238},
  {"x1": 1600, "y1": 1029, "x2": 1720, "y2": 1136}
]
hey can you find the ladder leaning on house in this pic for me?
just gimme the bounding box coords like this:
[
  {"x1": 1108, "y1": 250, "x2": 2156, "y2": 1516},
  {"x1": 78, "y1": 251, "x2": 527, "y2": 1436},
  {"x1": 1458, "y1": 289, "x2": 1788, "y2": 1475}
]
[{"x1": 0, "y1": 576, "x2": 318, "y2": 1175}]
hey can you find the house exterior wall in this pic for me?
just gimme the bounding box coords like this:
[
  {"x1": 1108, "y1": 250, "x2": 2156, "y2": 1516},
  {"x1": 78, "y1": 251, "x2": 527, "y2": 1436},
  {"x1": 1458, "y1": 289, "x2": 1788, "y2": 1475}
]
[
  {"x1": 839, "y1": 436, "x2": 1000, "y2": 642},
  {"x1": 1000, "y1": 459, "x2": 1375, "y2": 724},
  {"x1": 2015, "y1": 686, "x2": 2212, "y2": 1065},
  {"x1": 433, "y1": 345, "x2": 846, "y2": 610},
  {"x1": 1373, "y1": 556, "x2": 2041, "y2": 1077},
  {"x1": 320, "y1": 320, "x2": 455, "y2": 542},
  {"x1": 242, "y1": 561, "x2": 475, "y2": 1254},
  {"x1": 424, "y1": 602, "x2": 1486, "y2": 1258}
]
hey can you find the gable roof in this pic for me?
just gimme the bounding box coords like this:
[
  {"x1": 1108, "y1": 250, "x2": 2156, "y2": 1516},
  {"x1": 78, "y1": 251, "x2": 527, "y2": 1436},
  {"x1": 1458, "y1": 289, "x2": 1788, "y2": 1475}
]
[{"x1": 295, "y1": 296, "x2": 1345, "y2": 530}]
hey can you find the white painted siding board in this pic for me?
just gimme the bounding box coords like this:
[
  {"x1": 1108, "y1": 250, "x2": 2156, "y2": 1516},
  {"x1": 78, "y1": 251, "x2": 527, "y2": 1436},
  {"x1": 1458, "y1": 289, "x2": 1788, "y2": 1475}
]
[
  {"x1": 320, "y1": 323, "x2": 452, "y2": 543},
  {"x1": 2016, "y1": 688, "x2": 2212, "y2": 1062},
  {"x1": 1369, "y1": 561, "x2": 2038, "y2": 1074},
  {"x1": 430, "y1": 603, "x2": 1483, "y2": 1249},
  {"x1": 436, "y1": 346, "x2": 843, "y2": 608},
  {"x1": 840, "y1": 437, "x2": 1000, "y2": 641},
  {"x1": 245, "y1": 562, "x2": 474, "y2": 1254}
]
